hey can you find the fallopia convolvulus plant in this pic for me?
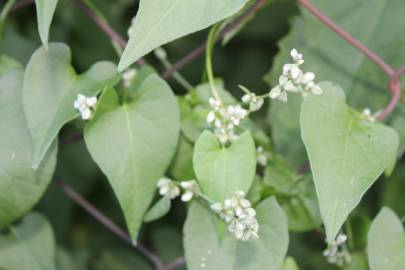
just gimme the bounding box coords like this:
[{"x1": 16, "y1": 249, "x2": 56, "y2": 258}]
[{"x1": 1, "y1": 0, "x2": 405, "y2": 270}]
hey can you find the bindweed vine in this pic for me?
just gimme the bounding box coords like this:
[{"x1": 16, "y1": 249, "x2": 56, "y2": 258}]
[{"x1": 2, "y1": 0, "x2": 405, "y2": 270}]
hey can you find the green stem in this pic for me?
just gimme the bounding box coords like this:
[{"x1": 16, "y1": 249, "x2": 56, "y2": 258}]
[
  {"x1": 206, "y1": 24, "x2": 222, "y2": 102},
  {"x1": 0, "y1": 0, "x2": 17, "y2": 44},
  {"x1": 158, "y1": 57, "x2": 193, "y2": 92},
  {"x1": 196, "y1": 191, "x2": 216, "y2": 205}
]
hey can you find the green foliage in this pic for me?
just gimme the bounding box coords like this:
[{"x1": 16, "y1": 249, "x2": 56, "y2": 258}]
[
  {"x1": 34, "y1": 0, "x2": 59, "y2": 48},
  {"x1": 301, "y1": 82, "x2": 399, "y2": 243},
  {"x1": 144, "y1": 195, "x2": 172, "y2": 223},
  {"x1": 367, "y1": 207, "x2": 405, "y2": 270},
  {"x1": 184, "y1": 198, "x2": 289, "y2": 270},
  {"x1": 0, "y1": 65, "x2": 56, "y2": 229},
  {"x1": 0, "y1": 213, "x2": 56, "y2": 270},
  {"x1": 118, "y1": 0, "x2": 249, "y2": 71},
  {"x1": 193, "y1": 131, "x2": 256, "y2": 202},
  {"x1": 84, "y1": 74, "x2": 180, "y2": 241},
  {"x1": 23, "y1": 43, "x2": 119, "y2": 169},
  {"x1": 264, "y1": 159, "x2": 322, "y2": 232},
  {"x1": 267, "y1": 0, "x2": 405, "y2": 164}
]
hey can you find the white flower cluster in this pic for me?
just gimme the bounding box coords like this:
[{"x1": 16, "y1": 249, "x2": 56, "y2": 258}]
[
  {"x1": 206, "y1": 98, "x2": 248, "y2": 144},
  {"x1": 122, "y1": 68, "x2": 137, "y2": 88},
  {"x1": 73, "y1": 94, "x2": 97, "y2": 120},
  {"x1": 156, "y1": 177, "x2": 197, "y2": 202},
  {"x1": 241, "y1": 92, "x2": 264, "y2": 112},
  {"x1": 270, "y1": 49, "x2": 322, "y2": 103},
  {"x1": 211, "y1": 191, "x2": 259, "y2": 241},
  {"x1": 256, "y1": 146, "x2": 268, "y2": 167},
  {"x1": 323, "y1": 234, "x2": 351, "y2": 266}
]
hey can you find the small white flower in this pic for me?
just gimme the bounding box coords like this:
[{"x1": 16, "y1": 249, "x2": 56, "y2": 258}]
[
  {"x1": 74, "y1": 94, "x2": 98, "y2": 120},
  {"x1": 242, "y1": 94, "x2": 251, "y2": 103},
  {"x1": 206, "y1": 111, "x2": 216, "y2": 124},
  {"x1": 180, "y1": 180, "x2": 197, "y2": 202},
  {"x1": 256, "y1": 146, "x2": 268, "y2": 167},
  {"x1": 290, "y1": 48, "x2": 304, "y2": 65},
  {"x1": 362, "y1": 108, "x2": 376, "y2": 122},
  {"x1": 156, "y1": 177, "x2": 180, "y2": 199},
  {"x1": 122, "y1": 68, "x2": 137, "y2": 88},
  {"x1": 209, "y1": 97, "x2": 221, "y2": 111}
]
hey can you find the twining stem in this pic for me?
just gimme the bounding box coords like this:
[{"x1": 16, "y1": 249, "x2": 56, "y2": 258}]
[
  {"x1": 162, "y1": 0, "x2": 268, "y2": 79},
  {"x1": 206, "y1": 23, "x2": 223, "y2": 102},
  {"x1": 56, "y1": 180, "x2": 165, "y2": 270},
  {"x1": 155, "y1": 49, "x2": 194, "y2": 91},
  {"x1": 298, "y1": 0, "x2": 394, "y2": 77}
]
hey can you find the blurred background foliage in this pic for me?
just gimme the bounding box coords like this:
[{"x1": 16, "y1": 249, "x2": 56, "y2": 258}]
[{"x1": 3, "y1": 0, "x2": 405, "y2": 269}]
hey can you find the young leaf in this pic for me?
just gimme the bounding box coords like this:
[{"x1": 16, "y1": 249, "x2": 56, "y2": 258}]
[
  {"x1": 143, "y1": 196, "x2": 171, "y2": 223},
  {"x1": 0, "y1": 213, "x2": 56, "y2": 270},
  {"x1": 0, "y1": 68, "x2": 56, "y2": 229},
  {"x1": 118, "y1": 0, "x2": 248, "y2": 71},
  {"x1": 193, "y1": 130, "x2": 256, "y2": 202},
  {"x1": 367, "y1": 207, "x2": 405, "y2": 270},
  {"x1": 184, "y1": 197, "x2": 289, "y2": 270},
  {"x1": 84, "y1": 74, "x2": 180, "y2": 242},
  {"x1": 300, "y1": 82, "x2": 399, "y2": 243},
  {"x1": 23, "y1": 43, "x2": 119, "y2": 169},
  {"x1": 35, "y1": 0, "x2": 59, "y2": 48}
]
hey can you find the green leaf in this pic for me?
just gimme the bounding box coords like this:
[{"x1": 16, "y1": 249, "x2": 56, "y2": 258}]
[
  {"x1": 144, "y1": 196, "x2": 171, "y2": 223},
  {"x1": 193, "y1": 130, "x2": 256, "y2": 202},
  {"x1": 23, "y1": 43, "x2": 119, "y2": 169},
  {"x1": 35, "y1": 0, "x2": 59, "y2": 48},
  {"x1": 282, "y1": 257, "x2": 299, "y2": 270},
  {"x1": 367, "y1": 207, "x2": 405, "y2": 270},
  {"x1": 84, "y1": 74, "x2": 180, "y2": 241},
  {"x1": 118, "y1": 0, "x2": 248, "y2": 71},
  {"x1": 0, "y1": 68, "x2": 56, "y2": 229},
  {"x1": 343, "y1": 253, "x2": 368, "y2": 270},
  {"x1": 0, "y1": 55, "x2": 21, "y2": 76},
  {"x1": 168, "y1": 135, "x2": 196, "y2": 181},
  {"x1": 0, "y1": 213, "x2": 56, "y2": 270},
  {"x1": 266, "y1": 0, "x2": 405, "y2": 162},
  {"x1": 300, "y1": 82, "x2": 399, "y2": 243},
  {"x1": 184, "y1": 197, "x2": 289, "y2": 270}
]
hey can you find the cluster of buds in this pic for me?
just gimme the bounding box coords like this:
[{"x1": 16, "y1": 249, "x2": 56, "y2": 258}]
[
  {"x1": 73, "y1": 94, "x2": 97, "y2": 120},
  {"x1": 156, "y1": 177, "x2": 198, "y2": 202},
  {"x1": 361, "y1": 108, "x2": 377, "y2": 122},
  {"x1": 206, "y1": 97, "x2": 248, "y2": 145},
  {"x1": 211, "y1": 191, "x2": 259, "y2": 241},
  {"x1": 323, "y1": 234, "x2": 351, "y2": 267},
  {"x1": 270, "y1": 49, "x2": 322, "y2": 103}
]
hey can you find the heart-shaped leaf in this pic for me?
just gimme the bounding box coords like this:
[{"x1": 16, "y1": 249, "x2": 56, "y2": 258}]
[
  {"x1": 118, "y1": 0, "x2": 248, "y2": 71},
  {"x1": 23, "y1": 43, "x2": 119, "y2": 169},
  {"x1": 193, "y1": 130, "x2": 256, "y2": 202},
  {"x1": 0, "y1": 67, "x2": 56, "y2": 229},
  {"x1": 367, "y1": 207, "x2": 405, "y2": 270},
  {"x1": 267, "y1": 0, "x2": 405, "y2": 163},
  {"x1": 143, "y1": 195, "x2": 171, "y2": 223},
  {"x1": 84, "y1": 74, "x2": 180, "y2": 241},
  {"x1": 184, "y1": 197, "x2": 289, "y2": 270},
  {"x1": 35, "y1": 0, "x2": 59, "y2": 48},
  {"x1": 0, "y1": 213, "x2": 56, "y2": 270},
  {"x1": 301, "y1": 82, "x2": 399, "y2": 243}
]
